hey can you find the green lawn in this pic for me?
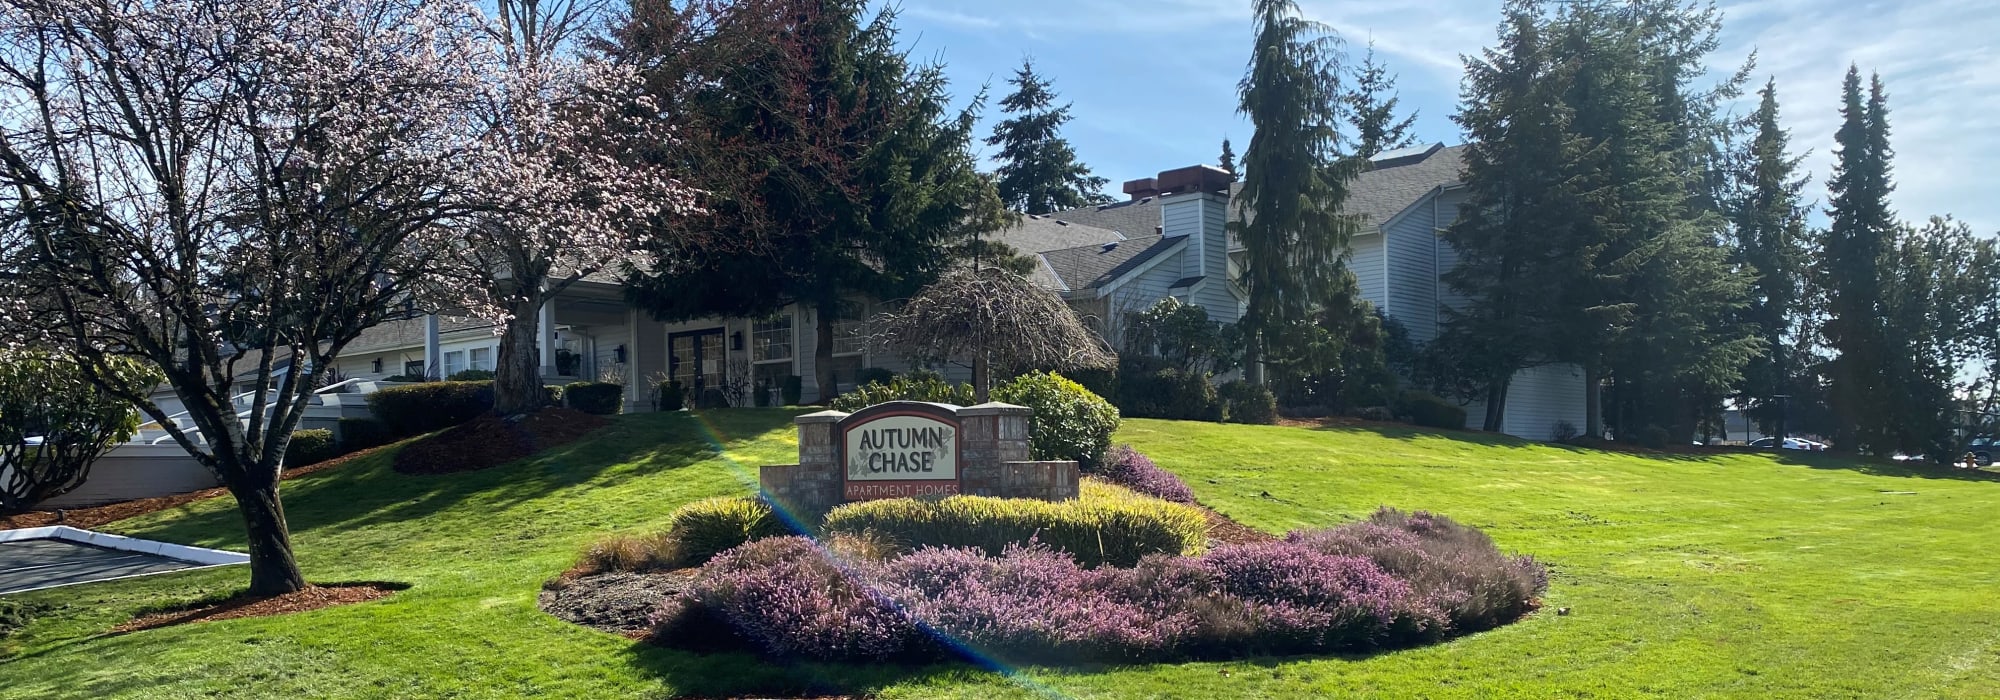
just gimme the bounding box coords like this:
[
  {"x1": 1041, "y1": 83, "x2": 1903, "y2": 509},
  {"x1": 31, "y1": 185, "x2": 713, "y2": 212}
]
[{"x1": 2, "y1": 410, "x2": 1997, "y2": 698}]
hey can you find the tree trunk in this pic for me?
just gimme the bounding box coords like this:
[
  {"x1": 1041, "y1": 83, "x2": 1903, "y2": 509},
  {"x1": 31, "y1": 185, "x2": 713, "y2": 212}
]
[
  {"x1": 494, "y1": 298, "x2": 547, "y2": 415},
  {"x1": 973, "y1": 351, "x2": 990, "y2": 403},
  {"x1": 1243, "y1": 330, "x2": 1264, "y2": 385},
  {"x1": 815, "y1": 301, "x2": 836, "y2": 405},
  {"x1": 232, "y1": 480, "x2": 305, "y2": 596},
  {"x1": 1483, "y1": 372, "x2": 1510, "y2": 433},
  {"x1": 1584, "y1": 361, "x2": 1602, "y2": 439}
]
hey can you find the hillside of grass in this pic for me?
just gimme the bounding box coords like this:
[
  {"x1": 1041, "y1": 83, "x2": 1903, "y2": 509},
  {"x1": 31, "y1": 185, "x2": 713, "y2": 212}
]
[{"x1": 1, "y1": 411, "x2": 1996, "y2": 699}]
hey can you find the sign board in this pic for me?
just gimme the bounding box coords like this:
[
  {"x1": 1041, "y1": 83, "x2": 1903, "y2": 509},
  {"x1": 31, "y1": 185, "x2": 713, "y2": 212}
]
[{"x1": 841, "y1": 401, "x2": 961, "y2": 500}]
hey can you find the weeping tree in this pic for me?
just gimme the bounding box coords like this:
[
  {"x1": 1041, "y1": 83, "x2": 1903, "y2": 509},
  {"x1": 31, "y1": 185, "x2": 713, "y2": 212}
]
[
  {"x1": 868, "y1": 267, "x2": 1114, "y2": 402},
  {"x1": 0, "y1": 350, "x2": 160, "y2": 514}
]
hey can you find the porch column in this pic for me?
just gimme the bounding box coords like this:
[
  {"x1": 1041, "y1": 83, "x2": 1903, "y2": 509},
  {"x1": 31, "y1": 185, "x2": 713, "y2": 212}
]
[
  {"x1": 538, "y1": 300, "x2": 556, "y2": 377},
  {"x1": 423, "y1": 314, "x2": 441, "y2": 378},
  {"x1": 627, "y1": 308, "x2": 641, "y2": 411}
]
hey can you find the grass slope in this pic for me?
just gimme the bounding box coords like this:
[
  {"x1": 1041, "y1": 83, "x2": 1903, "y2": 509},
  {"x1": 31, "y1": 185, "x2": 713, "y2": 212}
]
[{"x1": 0, "y1": 413, "x2": 1995, "y2": 699}]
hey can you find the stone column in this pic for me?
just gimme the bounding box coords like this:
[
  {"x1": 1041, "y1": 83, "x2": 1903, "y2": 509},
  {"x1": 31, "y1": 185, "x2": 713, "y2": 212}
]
[
  {"x1": 761, "y1": 409, "x2": 848, "y2": 520},
  {"x1": 957, "y1": 402, "x2": 1031, "y2": 497},
  {"x1": 422, "y1": 314, "x2": 441, "y2": 378}
]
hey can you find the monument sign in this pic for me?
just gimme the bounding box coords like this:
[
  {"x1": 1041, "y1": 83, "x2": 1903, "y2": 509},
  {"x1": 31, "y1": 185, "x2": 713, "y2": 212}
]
[{"x1": 840, "y1": 402, "x2": 961, "y2": 500}]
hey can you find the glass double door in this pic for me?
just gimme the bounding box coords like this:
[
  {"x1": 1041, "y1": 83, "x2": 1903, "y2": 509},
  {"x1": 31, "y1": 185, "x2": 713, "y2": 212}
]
[{"x1": 669, "y1": 329, "x2": 726, "y2": 408}]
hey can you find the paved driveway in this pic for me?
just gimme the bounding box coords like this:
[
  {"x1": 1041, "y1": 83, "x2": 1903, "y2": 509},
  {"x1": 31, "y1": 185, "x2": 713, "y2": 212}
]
[{"x1": 0, "y1": 538, "x2": 208, "y2": 595}]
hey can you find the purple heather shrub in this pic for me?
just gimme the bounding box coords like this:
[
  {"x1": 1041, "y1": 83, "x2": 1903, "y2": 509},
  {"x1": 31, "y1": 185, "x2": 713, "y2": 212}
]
[
  {"x1": 1198, "y1": 541, "x2": 1443, "y2": 650},
  {"x1": 656, "y1": 536, "x2": 921, "y2": 661},
  {"x1": 1095, "y1": 445, "x2": 1197, "y2": 503},
  {"x1": 1288, "y1": 508, "x2": 1549, "y2": 633}
]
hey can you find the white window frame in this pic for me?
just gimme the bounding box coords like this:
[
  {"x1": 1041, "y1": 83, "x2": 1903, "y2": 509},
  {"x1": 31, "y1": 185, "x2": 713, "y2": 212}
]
[
  {"x1": 443, "y1": 350, "x2": 465, "y2": 377},
  {"x1": 751, "y1": 312, "x2": 797, "y2": 368},
  {"x1": 469, "y1": 346, "x2": 492, "y2": 372}
]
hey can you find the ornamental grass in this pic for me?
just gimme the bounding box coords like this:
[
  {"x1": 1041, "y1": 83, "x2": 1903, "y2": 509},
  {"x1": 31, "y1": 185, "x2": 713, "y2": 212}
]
[{"x1": 819, "y1": 480, "x2": 1207, "y2": 568}]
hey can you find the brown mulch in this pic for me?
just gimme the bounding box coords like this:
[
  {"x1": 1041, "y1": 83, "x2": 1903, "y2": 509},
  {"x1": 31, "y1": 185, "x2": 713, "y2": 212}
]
[
  {"x1": 0, "y1": 443, "x2": 395, "y2": 531},
  {"x1": 1199, "y1": 504, "x2": 1279, "y2": 545},
  {"x1": 393, "y1": 407, "x2": 609, "y2": 475},
  {"x1": 540, "y1": 568, "x2": 699, "y2": 638},
  {"x1": 111, "y1": 583, "x2": 400, "y2": 633}
]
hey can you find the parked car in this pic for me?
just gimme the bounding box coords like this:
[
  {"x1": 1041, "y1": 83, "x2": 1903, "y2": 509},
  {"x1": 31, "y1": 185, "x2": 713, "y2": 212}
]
[
  {"x1": 1964, "y1": 437, "x2": 1995, "y2": 466},
  {"x1": 1749, "y1": 436, "x2": 1819, "y2": 451}
]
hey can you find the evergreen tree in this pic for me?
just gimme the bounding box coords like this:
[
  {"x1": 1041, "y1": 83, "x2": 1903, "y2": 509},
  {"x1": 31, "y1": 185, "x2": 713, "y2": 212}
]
[
  {"x1": 986, "y1": 58, "x2": 1112, "y2": 214},
  {"x1": 1232, "y1": 0, "x2": 1364, "y2": 386},
  {"x1": 1218, "y1": 137, "x2": 1239, "y2": 181},
  {"x1": 612, "y1": 0, "x2": 1006, "y2": 403},
  {"x1": 1818, "y1": 66, "x2": 1897, "y2": 451},
  {"x1": 1343, "y1": 41, "x2": 1419, "y2": 159},
  {"x1": 1876, "y1": 216, "x2": 1998, "y2": 459},
  {"x1": 1440, "y1": 2, "x2": 1595, "y2": 431},
  {"x1": 1730, "y1": 79, "x2": 1811, "y2": 438}
]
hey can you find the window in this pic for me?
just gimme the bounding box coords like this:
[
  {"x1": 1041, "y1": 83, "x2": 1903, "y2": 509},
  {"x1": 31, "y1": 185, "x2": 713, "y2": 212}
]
[
  {"x1": 752, "y1": 313, "x2": 793, "y2": 363},
  {"x1": 831, "y1": 314, "x2": 866, "y2": 356},
  {"x1": 404, "y1": 360, "x2": 425, "y2": 377},
  {"x1": 371, "y1": 358, "x2": 382, "y2": 374},
  {"x1": 443, "y1": 350, "x2": 465, "y2": 377},
  {"x1": 469, "y1": 347, "x2": 491, "y2": 371}
]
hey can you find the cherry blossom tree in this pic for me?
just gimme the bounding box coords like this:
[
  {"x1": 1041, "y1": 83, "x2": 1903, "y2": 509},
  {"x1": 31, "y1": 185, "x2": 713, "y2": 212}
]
[
  {"x1": 0, "y1": 0, "x2": 496, "y2": 594},
  {"x1": 436, "y1": 0, "x2": 700, "y2": 415}
]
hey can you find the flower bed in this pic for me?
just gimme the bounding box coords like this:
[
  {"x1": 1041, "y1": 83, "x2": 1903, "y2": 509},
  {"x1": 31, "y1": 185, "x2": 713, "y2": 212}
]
[{"x1": 640, "y1": 507, "x2": 1545, "y2": 664}]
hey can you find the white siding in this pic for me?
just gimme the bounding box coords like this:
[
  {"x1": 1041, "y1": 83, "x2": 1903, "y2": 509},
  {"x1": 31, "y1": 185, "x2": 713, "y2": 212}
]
[
  {"x1": 1503, "y1": 364, "x2": 1590, "y2": 441},
  {"x1": 1350, "y1": 233, "x2": 1387, "y2": 309},
  {"x1": 1384, "y1": 189, "x2": 1444, "y2": 343},
  {"x1": 1431, "y1": 188, "x2": 1475, "y2": 332}
]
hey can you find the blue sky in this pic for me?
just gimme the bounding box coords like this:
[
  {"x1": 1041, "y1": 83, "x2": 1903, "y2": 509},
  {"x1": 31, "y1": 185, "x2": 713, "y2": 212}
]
[{"x1": 891, "y1": 0, "x2": 2000, "y2": 233}]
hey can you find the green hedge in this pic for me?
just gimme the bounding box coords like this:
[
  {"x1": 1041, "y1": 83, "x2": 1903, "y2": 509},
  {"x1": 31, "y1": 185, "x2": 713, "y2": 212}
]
[
  {"x1": 1114, "y1": 356, "x2": 1220, "y2": 421},
  {"x1": 564, "y1": 382, "x2": 624, "y2": 415},
  {"x1": 821, "y1": 481, "x2": 1206, "y2": 568},
  {"x1": 446, "y1": 369, "x2": 495, "y2": 381},
  {"x1": 285, "y1": 429, "x2": 339, "y2": 467},
  {"x1": 1396, "y1": 390, "x2": 1467, "y2": 431},
  {"x1": 337, "y1": 418, "x2": 393, "y2": 451},
  {"x1": 993, "y1": 371, "x2": 1120, "y2": 469},
  {"x1": 1217, "y1": 380, "x2": 1277, "y2": 424},
  {"x1": 782, "y1": 375, "x2": 803, "y2": 406},
  {"x1": 366, "y1": 380, "x2": 562, "y2": 436},
  {"x1": 830, "y1": 372, "x2": 976, "y2": 412}
]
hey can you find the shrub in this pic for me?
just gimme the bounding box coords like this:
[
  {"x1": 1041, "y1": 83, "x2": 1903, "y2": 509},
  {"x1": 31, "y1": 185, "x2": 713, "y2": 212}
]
[
  {"x1": 781, "y1": 375, "x2": 803, "y2": 406},
  {"x1": 1353, "y1": 406, "x2": 1396, "y2": 422},
  {"x1": 668, "y1": 497, "x2": 787, "y2": 567},
  {"x1": 446, "y1": 369, "x2": 495, "y2": 381},
  {"x1": 821, "y1": 480, "x2": 1204, "y2": 568},
  {"x1": 1633, "y1": 424, "x2": 1670, "y2": 449},
  {"x1": 1114, "y1": 356, "x2": 1220, "y2": 421},
  {"x1": 855, "y1": 366, "x2": 896, "y2": 388},
  {"x1": 992, "y1": 371, "x2": 1120, "y2": 469},
  {"x1": 0, "y1": 350, "x2": 160, "y2": 513},
  {"x1": 1287, "y1": 508, "x2": 1548, "y2": 634},
  {"x1": 657, "y1": 380, "x2": 685, "y2": 411},
  {"x1": 1550, "y1": 420, "x2": 1580, "y2": 443},
  {"x1": 829, "y1": 374, "x2": 975, "y2": 412},
  {"x1": 1395, "y1": 390, "x2": 1466, "y2": 431},
  {"x1": 753, "y1": 379, "x2": 773, "y2": 407},
  {"x1": 564, "y1": 381, "x2": 624, "y2": 415},
  {"x1": 654, "y1": 536, "x2": 921, "y2": 661},
  {"x1": 381, "y1": 373, "x2": 427, "y2": 383},
  {"x1": 367, "y1": 381, "x2": 494, "y2": 436},
  {"x1": 337, "y1": 418, "x2": 393, "y2": 452},
  {"x1": 367, "y1": 380, "x2": 561, "y2": 436},
  {"x1": 577, "y1": 532, "x2": 679, "y2": 575},
  {"x1": 285, "y1": 429, "x2": 339, "y2": 467},
  {"x1": 1216, "y1": 380, "x2": 1277, "y2": 425},
  {"x1": 1096, "y1": 445, "x2": 1195, "y2": 503}
]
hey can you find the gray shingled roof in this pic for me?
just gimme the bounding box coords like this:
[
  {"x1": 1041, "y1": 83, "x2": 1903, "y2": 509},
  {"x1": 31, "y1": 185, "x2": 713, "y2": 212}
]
[
  {"x1": 1046, "y1": 143, "x2": 1468, "y2": 252},
  {"x1": 1037, "y1": 235, "x2": 1181, "y2": 295},
  {"x1": 985, "y1": 215, "x2": 1125, "y2": 255}
]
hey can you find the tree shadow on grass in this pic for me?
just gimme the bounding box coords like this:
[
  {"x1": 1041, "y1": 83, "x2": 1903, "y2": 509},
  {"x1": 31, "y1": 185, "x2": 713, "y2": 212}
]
[
  {"x1": 1300, "y1": 420, "x2": 2000, "y2": 482},
  {"x1": 115, "y1": 409, "x2": 806, "y2": 552},
  {"x1": 619, "y1": 644, "x2": 975, "y2": 699}
]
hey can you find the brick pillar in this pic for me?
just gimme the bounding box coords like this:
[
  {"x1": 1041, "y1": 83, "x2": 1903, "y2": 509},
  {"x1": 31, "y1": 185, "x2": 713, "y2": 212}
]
[
  {"x1": 761, "y1": 409, "x2": 847, "y2": 521},
  {"x1": 958, "y1": 402, "x2": 1030, "y2": 497}
]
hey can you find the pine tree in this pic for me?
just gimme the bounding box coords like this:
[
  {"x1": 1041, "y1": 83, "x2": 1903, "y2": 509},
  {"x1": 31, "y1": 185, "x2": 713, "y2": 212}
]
[
  {"x1": 986, "y1": 58, "x2": 1111, "y2": 214},
  {"x1": 1818, "y1": 66, "x2": 1897, "y2": 451},
  {"x1": 1343, "y1": 41, "x2": 1418, "y2": 159},
  {"x1": 1731, "y1": 79, "x2": 1811, "y2": 438},
  {"x1": 1232, "y1": 0, "x2": 1364, "y2": 386},
  {"x1": 1218, "y1": 137, "x2": 1239, "y2": 181},
  {"x1": 614, "y1": 0, "x2": 1006, "y2": 402}
]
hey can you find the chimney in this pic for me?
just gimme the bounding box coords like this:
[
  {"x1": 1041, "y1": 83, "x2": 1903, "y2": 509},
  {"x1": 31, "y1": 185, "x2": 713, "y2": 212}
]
[
  {"x1": 1122, "y1": 177, "x2": 1160, "y2": 201},
  {"x1": 1154, "y1": 164, "x2": 1234, "y2": 196}
]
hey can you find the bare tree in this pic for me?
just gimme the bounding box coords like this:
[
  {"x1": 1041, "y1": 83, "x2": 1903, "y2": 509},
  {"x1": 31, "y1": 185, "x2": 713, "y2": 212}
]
[
  {"x1": 0, "y1": 0, "x2": 494, "y2": 594},
  {"x1": 868, "y1": 267, "x2": 1114, "y2": 402}
]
